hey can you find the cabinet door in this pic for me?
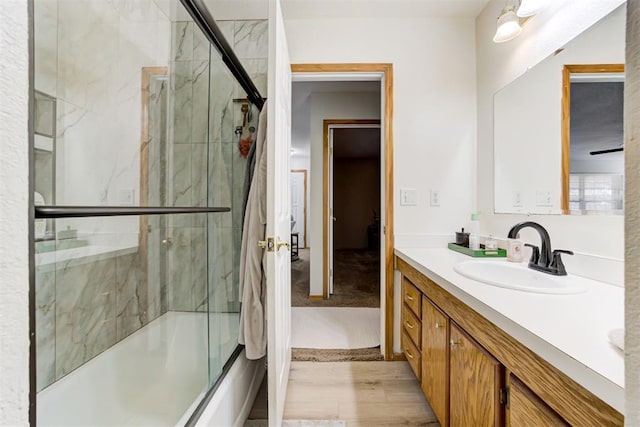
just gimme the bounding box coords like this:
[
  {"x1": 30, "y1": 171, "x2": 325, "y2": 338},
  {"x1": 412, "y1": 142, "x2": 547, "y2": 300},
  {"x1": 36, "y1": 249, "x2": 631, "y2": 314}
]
[
  {"x1": 450, "y1": 323, "x2": 504, "y2": 427},
  {"x1": 508, "y1": 374, "x2": 568, "y2": 427},
  {"x1": 421, "y1": 297, "x2": 449, "y2": 427}
]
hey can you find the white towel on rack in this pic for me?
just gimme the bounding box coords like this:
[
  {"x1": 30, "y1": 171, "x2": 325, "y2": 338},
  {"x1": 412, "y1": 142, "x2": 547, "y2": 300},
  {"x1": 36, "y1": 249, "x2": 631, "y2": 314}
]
[{"x1": 238, "y1": 105, "x2": 268, "y2": 360}]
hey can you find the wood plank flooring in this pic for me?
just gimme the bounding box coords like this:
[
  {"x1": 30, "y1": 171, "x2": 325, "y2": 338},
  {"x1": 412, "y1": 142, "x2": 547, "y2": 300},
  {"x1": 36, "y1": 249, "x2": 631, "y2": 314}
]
[{"x1": 247, "y1": 361, "x2": 440, "y2": 426}]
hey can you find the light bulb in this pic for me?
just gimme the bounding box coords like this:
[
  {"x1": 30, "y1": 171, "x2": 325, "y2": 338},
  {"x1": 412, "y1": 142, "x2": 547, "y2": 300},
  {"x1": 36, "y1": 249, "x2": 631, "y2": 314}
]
[
  {"x1": 517, "y1": 0, "x2": 549, "y2": 17},
  {"x1": 493, "y1": 8, "x2": 522, "y2": 43}
]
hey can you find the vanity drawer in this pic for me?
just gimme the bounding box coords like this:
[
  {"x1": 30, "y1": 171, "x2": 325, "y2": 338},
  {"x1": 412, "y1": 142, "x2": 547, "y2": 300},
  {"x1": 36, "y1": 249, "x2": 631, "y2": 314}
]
[
  {"x1": 402, "y1": 303, "x2": 422, "y2": 348},
  {"x1": 403, "y1": 278, "x2": 421, "y2": 318},
  {"x1": 402, "y1": 330, "x2": 421, "y2": 379}
]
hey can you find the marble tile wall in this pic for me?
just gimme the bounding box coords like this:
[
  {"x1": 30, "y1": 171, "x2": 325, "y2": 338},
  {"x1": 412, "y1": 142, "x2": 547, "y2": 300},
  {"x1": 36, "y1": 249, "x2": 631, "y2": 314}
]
[
  {"x1": 166, "y1": 19, "x2": 267, "y2": 314},
  {"x1": 208, "y1": 20, "x2": 268, "y2": 314}
]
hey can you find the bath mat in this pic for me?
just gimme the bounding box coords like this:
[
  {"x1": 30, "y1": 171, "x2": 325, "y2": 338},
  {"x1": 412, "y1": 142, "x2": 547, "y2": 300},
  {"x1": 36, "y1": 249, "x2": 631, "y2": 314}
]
[
  {"x1": 245, "y1": 420, "x2": 345, "y2": 427},
  {"x1": 291, "y1": 307, "x2": 380, "y2": 349},
  {"x1": 292, "y1": 347, "x2": 384, "y2": 362}
]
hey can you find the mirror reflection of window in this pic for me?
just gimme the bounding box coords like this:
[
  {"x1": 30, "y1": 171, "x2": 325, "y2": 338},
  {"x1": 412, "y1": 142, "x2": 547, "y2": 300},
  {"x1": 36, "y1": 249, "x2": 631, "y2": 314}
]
[{"x1": 561, "y1": 65, "x2": 624, "y2": 215}]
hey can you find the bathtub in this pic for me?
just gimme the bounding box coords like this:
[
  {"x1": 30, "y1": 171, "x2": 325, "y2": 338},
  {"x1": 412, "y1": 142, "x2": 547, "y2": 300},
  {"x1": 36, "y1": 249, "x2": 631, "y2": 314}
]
[{"x1": 37, "y1": 311, "x2": 264, "y2": 426}]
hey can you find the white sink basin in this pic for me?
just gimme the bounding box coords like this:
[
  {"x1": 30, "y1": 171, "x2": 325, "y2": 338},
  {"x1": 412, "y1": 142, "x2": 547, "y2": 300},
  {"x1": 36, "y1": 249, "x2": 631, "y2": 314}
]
[{"x1": 453, "y1": 260, "x2": 586, "y2": 294}]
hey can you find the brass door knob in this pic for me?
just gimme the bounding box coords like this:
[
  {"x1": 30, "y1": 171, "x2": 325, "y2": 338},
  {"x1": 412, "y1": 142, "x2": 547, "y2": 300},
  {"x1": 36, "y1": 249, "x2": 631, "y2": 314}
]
[{"x1": 277, "y1": 240, "x2": 290, "y2": 251}]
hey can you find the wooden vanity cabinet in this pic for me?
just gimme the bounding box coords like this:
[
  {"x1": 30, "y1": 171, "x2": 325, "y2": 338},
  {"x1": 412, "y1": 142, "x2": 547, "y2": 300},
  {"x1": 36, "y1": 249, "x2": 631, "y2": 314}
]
[
  {"x1": 508, "y1": 374, "x2": 568, "y2": 427},
  {"x1": 449, "y1": 322, "x2": 504, "y2": 427},
  {"x1": 396, "y1": 256, "x2": 623, "y2": 427},
  {"x1": 421, "y1": 297, "x2": 449, "y2": 426}
]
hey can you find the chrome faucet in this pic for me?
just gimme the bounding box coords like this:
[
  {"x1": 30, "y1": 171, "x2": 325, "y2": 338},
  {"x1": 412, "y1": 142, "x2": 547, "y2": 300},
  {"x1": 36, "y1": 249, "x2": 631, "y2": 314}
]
[{"x1": 507, "y1": 221, "x2": 573, "y2": 276}]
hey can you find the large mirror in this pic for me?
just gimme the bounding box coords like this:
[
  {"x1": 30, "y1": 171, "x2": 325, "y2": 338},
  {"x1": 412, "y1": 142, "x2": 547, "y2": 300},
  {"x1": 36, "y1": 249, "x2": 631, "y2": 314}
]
[{"x1": 494, "y1": 4, "x2": 625, "y2": 215}]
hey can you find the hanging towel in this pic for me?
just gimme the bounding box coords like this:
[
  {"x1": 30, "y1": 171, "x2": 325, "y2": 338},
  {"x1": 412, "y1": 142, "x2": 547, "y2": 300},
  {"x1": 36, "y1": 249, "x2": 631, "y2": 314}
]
[{"x1": 238, "y1": 105, "x2": 268, "y2": 360}]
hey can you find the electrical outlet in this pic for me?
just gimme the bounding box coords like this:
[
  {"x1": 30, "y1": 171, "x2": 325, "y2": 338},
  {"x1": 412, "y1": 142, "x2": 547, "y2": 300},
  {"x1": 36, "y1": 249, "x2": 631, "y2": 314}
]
[
  {"x1": 430, "y1": 190, "x2": 440, "y2": 207},
  {"x1": 400, "y1": 188, "x2": 417, "y2": 206}
]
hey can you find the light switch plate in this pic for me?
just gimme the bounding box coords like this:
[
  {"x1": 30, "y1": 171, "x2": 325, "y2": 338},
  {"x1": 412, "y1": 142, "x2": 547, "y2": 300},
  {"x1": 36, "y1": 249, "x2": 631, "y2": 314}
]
[{"x1": 400, "y1": 188, "x2": 417, "y2": 206}]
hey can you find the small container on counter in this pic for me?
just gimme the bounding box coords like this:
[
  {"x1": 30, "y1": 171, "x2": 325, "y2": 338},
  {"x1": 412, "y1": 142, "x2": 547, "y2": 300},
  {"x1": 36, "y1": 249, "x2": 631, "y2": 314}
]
[
  {"x1": 455, "y1": 228, "x2": 470, "y2": 247},
  {"x1": 485, "y1": 235, "x2": 498, "y2": 250},
  {"x1": 507, "y1": 238, "x2": 524, "y2": 262}
]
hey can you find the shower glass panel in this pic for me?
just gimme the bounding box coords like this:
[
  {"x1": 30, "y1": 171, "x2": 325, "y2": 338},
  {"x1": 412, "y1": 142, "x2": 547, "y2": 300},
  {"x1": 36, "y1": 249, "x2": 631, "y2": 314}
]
[{"x1": 32, "y1": 0, "x2": 266, "y2": 424}]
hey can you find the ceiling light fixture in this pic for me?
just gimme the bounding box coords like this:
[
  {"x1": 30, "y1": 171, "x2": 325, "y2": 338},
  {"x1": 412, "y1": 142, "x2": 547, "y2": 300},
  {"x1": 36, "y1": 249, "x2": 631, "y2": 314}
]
[
  {"x1": 516, "y1": 0, "x2": 549, "y2": 17},
  {"x1": 493, "y1": 5, "x2": 522, "y2": 43},
  {"x1": 492, "y1": 0, "x2": 549, "y2": 43}
]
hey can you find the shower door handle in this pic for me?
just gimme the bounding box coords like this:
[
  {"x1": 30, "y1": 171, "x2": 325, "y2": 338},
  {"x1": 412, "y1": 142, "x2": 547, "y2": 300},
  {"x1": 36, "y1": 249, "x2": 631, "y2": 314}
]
[{"x1": 162, "y1": 237, "x2": 173, "y2": 248}]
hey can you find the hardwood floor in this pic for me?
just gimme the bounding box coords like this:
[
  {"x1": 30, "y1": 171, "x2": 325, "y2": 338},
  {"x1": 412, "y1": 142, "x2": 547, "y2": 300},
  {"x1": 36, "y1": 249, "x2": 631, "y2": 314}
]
[{"x1": 283, "y1": 361, "x2": 439, "y2": 426}]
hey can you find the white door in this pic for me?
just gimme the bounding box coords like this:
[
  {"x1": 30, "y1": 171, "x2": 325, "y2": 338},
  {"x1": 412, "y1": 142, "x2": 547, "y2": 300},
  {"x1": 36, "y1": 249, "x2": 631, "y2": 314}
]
[
  {"x1": 290, "y1": 171, "x2": 306, "y2": 247},
  {"x1": 328, "y1": 129, "x2": 335, "y2": 295},
  {"x1": 267, "y1": 0, "x2": 292, "y2": 425}
]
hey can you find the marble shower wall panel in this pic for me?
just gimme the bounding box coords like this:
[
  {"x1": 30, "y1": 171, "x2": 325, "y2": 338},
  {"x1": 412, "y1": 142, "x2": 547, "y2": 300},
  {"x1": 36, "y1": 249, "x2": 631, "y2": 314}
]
[
  {"x1": 34, "y1": 0, "x2": 58, "y2": 97},
  {"x1": 167, "y1": 226, "x2": 194, "y2": 311},
  {"x1": 115, "y1": 252, "x2": 148, "y2": 342},
  {"x1": 35, "y1": 264, "x2": 56, "y2": 391},
  {"x1": 55, "y1": 258, "x2": 117, "y2": 379},
  {"x1": 208, "y1": 224, "x2": 235, "y2": 312}
]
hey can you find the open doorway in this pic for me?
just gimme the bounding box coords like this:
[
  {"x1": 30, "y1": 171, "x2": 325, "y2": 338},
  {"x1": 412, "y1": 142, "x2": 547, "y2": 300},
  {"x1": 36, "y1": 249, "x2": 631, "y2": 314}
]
[
  {"x1": 288, "y1": 64, "x2": 395, "y2": 360},
  {"x1": 328, "y1": 124, "x2": 381, "y2": 308}
]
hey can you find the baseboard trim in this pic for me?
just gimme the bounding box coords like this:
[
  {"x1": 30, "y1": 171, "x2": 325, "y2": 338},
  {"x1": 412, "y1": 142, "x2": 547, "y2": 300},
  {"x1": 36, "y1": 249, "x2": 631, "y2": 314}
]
[
  {"x1": 391, "y1": 353, "x2": 406, "y2": 361},
  {"x1": 308, "y1": 295, "x2": 324, "y2": 300}
]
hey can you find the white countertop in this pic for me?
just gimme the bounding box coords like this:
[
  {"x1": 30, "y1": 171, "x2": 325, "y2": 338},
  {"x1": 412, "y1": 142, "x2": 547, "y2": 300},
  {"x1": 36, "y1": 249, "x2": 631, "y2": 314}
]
[{"x1": 395, "y1": 247, "x2": 624, "y2": 413}]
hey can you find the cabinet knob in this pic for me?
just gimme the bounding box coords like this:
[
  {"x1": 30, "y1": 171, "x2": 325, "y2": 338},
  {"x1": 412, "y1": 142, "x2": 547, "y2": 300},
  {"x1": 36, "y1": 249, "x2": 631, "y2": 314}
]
[
  {"x1": 405, "y1": 321, "x2": 415, "y2": 329},
  {"x1": 450, "y1": 339, "x2": 459, "y2": 348},
  {"x1": 435, "y1": 322, "x2": 442, "y2": 329},
  {"x1": 405, "y1": 348, "x2": 414, "y2": 359},
  {"x1": 405, "y1": 294, "x2": 414, "y2": 301}
]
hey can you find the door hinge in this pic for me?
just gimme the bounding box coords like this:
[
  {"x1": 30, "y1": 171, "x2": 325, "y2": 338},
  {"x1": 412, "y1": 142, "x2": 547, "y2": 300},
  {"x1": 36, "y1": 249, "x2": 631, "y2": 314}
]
[{"x1": 500, "y1": 387, "x2": 509, "y2": 407}]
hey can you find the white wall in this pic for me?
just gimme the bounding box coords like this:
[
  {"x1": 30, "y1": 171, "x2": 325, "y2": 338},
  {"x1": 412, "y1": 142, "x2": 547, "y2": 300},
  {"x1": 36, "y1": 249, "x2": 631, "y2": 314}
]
[
  {"x1": 307, "y1": 92, "x2": 380, "y2": 295},
  {"x1": 476, "y1": 0, "x2": 626, "y2": 262},
  {"x1": 0, "y1": 0, "x2": 30, "y2": 424},
  {"x1": 285, "y1": 17, "x2": 478, "y2": 295}
]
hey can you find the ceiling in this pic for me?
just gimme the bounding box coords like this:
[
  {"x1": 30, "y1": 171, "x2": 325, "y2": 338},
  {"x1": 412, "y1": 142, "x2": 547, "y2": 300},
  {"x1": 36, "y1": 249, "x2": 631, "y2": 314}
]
[{"x1": 202, "y1": 0, "x2": 491, "y2": 20}]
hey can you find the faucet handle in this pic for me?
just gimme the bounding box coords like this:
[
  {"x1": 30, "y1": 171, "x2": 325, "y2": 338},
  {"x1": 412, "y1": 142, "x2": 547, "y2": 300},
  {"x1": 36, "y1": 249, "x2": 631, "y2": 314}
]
[
  {"x1": 550, "y1": 249, "x2": 573, "y2": 276},
  {"x1": 524, "y1": 243, "x2": 540, "y2": 264}
]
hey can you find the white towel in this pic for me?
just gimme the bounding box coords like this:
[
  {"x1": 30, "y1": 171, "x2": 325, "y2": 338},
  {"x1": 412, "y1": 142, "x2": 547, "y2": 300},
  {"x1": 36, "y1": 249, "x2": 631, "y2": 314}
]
[{"x1": 238, "y1": 105, "x2": 268, "y2": 360}]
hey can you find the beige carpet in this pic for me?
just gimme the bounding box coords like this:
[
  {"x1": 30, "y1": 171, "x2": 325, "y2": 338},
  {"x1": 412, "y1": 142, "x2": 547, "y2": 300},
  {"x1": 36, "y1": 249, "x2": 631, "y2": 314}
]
[
  {"x1": 291, "y1": 249, "x2": 379, "y2": 307},
  {"x1": 245, "y1": 421, "x2": 345, "y2": 427}
]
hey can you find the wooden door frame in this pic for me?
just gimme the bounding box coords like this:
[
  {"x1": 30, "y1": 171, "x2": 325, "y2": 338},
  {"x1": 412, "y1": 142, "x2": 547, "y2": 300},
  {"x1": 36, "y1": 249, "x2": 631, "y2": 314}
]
[
  {"x1": 291, "y1": 169, "x2": 308, "y2": 248},
  {"x1": 561, "y1": 63, "x2": 624, "y2": 214},
  {"x1": 291, "y1": 63, "x2": 394, "y2": 360}
]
